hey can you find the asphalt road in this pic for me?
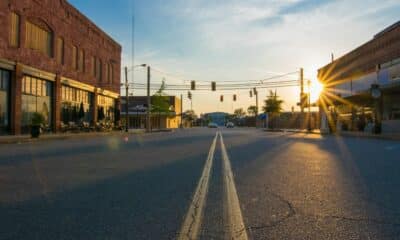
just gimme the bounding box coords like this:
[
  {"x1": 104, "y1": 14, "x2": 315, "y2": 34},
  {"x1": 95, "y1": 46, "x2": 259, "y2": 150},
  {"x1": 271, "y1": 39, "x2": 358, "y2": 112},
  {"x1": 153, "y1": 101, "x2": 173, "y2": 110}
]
[{"x1": 1, "y1": 128, "x2": 400, "y2": 239}]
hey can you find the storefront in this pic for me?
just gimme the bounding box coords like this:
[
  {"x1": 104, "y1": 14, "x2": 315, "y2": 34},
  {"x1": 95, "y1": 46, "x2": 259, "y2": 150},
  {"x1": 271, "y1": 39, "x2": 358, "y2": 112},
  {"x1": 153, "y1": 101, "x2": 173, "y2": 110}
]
[
  {"x1": 21, "y1": 75, "x2": 53, "y2": 133},
  {"x1": 97, "y1": 94, "x2": 116, "y2": 123},
  {"x1": 61, "y1": 85, "x2": 93, "y2": 124},
  {"x1": 0, "y1": 69, "x2": 10, "y2": 135}
]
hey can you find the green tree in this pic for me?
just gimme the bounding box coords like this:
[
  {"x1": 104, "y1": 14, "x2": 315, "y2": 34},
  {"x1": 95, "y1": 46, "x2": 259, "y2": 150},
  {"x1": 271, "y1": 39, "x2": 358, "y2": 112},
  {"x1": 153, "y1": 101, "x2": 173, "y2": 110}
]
[
  {"x1": 247, "y1": 105, "x2": 258, "y2": 116},
  {"x1": 263, "y1": 90, "x2": 284, "y2": 129},
  {"x1": 233, "y1": 108, "x2": 246, "y2": 118},
  {"x1": 151, "y1": 79, "x2": 172, "y2": 129}
]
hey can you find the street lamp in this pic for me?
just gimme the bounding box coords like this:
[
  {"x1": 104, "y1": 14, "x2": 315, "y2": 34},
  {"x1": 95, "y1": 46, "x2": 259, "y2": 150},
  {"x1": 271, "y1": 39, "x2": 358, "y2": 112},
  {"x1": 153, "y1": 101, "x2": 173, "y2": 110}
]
[
  {"x1": 371, "y1": 83, "x2": 382, "y2": 134},
  {"x1": 307, "y1": 80, "x2": 312, "y2": 132},
  {"x1": 124, "y1": 64, "x2": 147, "y2": 132}
]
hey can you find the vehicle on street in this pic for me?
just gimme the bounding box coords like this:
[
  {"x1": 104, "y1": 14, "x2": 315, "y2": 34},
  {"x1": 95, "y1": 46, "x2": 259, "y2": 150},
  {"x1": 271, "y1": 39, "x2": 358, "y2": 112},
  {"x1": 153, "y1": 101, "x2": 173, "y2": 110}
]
[
  {"x1": 226, "y1": 122, "x2": 234, "y2": 128},
  {"x1": 208, "y1": 122, "x2": 218, "y2": 128}
]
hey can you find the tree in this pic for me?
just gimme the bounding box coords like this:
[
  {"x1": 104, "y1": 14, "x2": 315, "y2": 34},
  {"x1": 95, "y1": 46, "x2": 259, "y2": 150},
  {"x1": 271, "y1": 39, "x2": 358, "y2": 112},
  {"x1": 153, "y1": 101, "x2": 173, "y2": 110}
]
[
  {"x1": 247, "y1": 105, "x2": 258, "y2": 116},
  {"x1": 151, "y1": 79, "x2": 172, "y2": 129},
  {"x1": 233, "y1": 108, "x2": 246, "y2": 119},
  {"x1": 183, "y1": 110, "x2": 197, "y2": 127},
  {"x1": 263, "y1": 90, "x2": 284, "y2": 129}
]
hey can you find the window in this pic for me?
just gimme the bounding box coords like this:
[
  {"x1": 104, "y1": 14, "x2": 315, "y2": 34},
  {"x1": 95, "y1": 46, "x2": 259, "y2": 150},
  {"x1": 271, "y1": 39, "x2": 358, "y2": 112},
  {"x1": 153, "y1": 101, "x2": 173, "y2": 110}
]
[
  {"x1": 106, "y1": 62, "x2": 114, "y2": 83},
  {"x1": 91, "y1": 56, "x2": 96, "y2": 76},
  {"x1": 25, "y1": 21, "x2": 53, "y2": 57},
  {"x1": 78, "y1": 49, "x2": 84, "y2": 72},
  {"x1": 56, "y1": 37, "x2": 64, "y2": 64},
  {"x1": 9, "y1": 12, "x2": 20, "y2": 47},
  {"x1": 95, "y1": 58, "x2": 102, "y2": 81},
  {"x1": 72, "y1": 45, "x2": 78, "y2": 70}
]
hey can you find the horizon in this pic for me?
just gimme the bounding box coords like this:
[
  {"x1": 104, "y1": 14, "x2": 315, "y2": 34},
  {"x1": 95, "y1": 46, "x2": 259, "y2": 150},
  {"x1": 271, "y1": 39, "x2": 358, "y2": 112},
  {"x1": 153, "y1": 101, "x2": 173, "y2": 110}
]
[{"x1": 68, "y1": 0, "x2": 400, "y2": 114}]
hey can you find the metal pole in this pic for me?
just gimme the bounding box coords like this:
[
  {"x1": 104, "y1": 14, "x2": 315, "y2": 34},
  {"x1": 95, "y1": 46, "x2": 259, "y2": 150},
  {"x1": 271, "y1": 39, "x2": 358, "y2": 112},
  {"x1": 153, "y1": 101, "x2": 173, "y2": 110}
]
[
  {"x1": 180, "y1": 94, "x2": 183, "y2": 128},
  {"x1": 125, "y1": 67, "x2": 129, "y2": 132},
  {"x1": 308, "y1": 80, "x2": 311, "y2": 131},
  {"x1": 300, "y1": 68, "x2": 304, "y2": 113},
  {"x1": 255, "y1": 89, "x2": 258, "y2": 127},
  {"x1": 146, "y1": 66, "x2": 151, "y2": 133}
]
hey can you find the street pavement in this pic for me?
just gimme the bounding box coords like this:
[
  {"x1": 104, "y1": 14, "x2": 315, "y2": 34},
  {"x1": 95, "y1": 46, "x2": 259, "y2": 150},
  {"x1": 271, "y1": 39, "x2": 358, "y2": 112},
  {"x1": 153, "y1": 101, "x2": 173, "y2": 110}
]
[{"x1": 1, "y1": 128, "x2": 400, "y2": 239}]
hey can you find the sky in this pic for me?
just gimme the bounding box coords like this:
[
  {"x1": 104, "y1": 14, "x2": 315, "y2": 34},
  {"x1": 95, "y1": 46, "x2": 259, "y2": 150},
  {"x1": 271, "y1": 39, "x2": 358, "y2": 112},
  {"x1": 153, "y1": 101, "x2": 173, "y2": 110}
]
[{"x1": 69, "y1": 0, "x2": 400, "y2": 115}]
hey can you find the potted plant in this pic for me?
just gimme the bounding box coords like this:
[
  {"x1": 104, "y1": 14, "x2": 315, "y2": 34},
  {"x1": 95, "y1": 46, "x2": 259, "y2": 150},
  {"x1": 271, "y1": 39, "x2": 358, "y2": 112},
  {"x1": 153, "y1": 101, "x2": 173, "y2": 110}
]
[{"x1": 31, "y1": 112, "x2": 45, "y2": 138}]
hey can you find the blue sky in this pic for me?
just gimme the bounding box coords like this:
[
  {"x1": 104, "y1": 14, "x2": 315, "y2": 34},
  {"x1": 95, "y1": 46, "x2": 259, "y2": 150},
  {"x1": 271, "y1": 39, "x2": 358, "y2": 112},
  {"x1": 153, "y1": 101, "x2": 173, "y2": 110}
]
[{"x1": 69, "y1": 0, "x2": 400, "y2": 114}]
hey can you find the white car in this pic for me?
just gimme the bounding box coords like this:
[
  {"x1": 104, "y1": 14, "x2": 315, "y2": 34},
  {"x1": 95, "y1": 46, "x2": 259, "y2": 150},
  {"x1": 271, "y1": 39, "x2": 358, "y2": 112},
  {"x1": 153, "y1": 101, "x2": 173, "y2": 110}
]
[
  {"x1": 226, "y1": 122, "x2": 234, "y2": 128},
  {"x1": 208, "y1": 122, "x2": 218, "y2": 128}
]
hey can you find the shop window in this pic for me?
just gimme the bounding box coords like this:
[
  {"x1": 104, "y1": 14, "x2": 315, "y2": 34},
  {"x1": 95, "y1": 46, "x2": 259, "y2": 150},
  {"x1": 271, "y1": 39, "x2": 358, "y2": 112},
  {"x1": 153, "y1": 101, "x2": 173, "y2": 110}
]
[
  {"x1": 25, "y1": 21, "x2": 53, "y2": 57},
  {"x1": 9, "y1": 12, "x2": 20, "y2": 47}
]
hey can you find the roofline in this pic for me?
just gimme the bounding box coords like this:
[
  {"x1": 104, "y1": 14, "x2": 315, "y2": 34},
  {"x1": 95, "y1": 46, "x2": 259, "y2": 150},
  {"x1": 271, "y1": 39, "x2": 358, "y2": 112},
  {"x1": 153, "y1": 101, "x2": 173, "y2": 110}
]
[
  {"x1": 318, "y1": 20, "x2": 400, "y2": 72},
  {"x1": 63, "y1": 0, "x2": 121, "y2": 50}
]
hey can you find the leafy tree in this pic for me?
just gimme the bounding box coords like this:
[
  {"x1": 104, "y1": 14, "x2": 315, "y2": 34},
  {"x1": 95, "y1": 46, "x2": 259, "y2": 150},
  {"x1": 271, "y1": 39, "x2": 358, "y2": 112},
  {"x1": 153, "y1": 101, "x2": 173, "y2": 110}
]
[
  {"x1": 247, "y1": 105, "x2": 258, "y2": 116},
  {"x1": 233, "y1": 108, "x2": 246, "y2": 118},
  {"x1": 151, "y1": 79, "x2": 172, "y2": 129},
  {"x1": 263, "y1": 90, "x2": 284, "y2": 129}
]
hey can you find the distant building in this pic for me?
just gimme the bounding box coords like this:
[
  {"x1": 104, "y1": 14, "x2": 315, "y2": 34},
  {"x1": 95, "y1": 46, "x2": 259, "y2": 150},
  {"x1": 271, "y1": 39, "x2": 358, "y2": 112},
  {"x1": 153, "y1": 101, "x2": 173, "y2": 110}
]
[
  {"x1": 318, "y1": 21, "x2": 400, "y2": 133},
  {"x1": 202, "y1": 112, "x2": 229, "y2": 126},
  {"x1": 0, "y1": 0, "x2": 121, "y2": 135},
  {"x1": 120, "y1": 96, "x2": 182, "y2": 129}
]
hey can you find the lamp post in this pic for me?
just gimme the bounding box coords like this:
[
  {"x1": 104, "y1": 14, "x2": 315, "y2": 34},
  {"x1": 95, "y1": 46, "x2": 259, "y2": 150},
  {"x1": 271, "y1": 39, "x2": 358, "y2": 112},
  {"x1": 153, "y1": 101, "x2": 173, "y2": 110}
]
[
  {"x1": 307, "y1": 80, "x2": 312, "y2": 132},
  {"x1": 124, "y1": 64, "x2": 147, "y2": 132},
  {"x1": 371, "y1": 83, "x2": 382, "y2": 134}
]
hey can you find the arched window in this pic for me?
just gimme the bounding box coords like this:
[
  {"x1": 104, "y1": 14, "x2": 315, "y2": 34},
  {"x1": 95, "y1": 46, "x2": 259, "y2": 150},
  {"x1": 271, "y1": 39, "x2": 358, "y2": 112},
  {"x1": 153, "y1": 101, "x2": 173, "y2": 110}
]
[{"x1": 25, "y1": 19, "x2": 53, "y2": 57}]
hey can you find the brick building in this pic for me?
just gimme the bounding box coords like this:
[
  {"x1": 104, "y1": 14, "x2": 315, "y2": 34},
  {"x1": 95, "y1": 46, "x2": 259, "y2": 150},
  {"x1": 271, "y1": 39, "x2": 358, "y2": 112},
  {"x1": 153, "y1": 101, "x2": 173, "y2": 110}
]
[
  {"x1": 120, "y1": 96, "x2": 182, "y2": 129},
  {"x1": 0, "y1": 0, "x2": 121, "y2": 135},
  {"x1": 318, "y1": 21, "x2": 400, "y2": 133}
]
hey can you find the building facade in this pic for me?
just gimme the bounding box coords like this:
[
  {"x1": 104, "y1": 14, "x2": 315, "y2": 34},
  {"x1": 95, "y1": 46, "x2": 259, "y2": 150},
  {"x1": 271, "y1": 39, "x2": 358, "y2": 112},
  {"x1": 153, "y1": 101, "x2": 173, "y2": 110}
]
[
  {"x1": 0, "y1": 0, "x2": 121, "y2": 135},
  {"x1": 120, "y1": 96, "x2": 182, "y2": 129},
  {"x1": 318, "y1": 21, "x2": 400, "y2": 133}
]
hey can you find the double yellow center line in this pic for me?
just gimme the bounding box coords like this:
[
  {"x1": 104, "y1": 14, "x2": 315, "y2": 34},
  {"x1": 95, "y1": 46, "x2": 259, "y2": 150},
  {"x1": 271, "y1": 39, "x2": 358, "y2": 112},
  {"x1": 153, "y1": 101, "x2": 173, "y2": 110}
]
[{"x1": 177, "y1": 131, "x2": 248, "y2": 240}]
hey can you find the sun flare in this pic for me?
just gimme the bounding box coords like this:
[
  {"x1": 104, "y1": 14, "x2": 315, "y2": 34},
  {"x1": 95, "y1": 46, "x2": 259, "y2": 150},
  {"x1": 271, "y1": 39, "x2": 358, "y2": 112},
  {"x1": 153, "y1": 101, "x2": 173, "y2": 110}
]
[{"x1": 309, "y1": 80, "x2": 324, "y2": 103}]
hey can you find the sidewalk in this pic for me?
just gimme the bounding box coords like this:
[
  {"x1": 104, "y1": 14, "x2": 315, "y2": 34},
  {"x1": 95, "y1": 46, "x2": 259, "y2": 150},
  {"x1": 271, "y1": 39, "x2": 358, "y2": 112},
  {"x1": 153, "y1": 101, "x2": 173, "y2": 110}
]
[
  {"x1": 336, "y1": 131, "x2": 400, "y2": 141},
  {"x1": 0, "y1": 129, "x2": 146, "y2": 144}
]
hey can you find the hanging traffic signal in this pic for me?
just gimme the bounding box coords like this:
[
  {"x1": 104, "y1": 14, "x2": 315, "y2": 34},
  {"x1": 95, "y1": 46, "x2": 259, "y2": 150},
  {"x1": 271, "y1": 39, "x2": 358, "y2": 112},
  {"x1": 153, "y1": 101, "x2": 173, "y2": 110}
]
[
  {"x1": 233, "y1": 94, "x2": 237, "y2": 101},
  {"x1": 191, "y1": 81, "x2": 196, "y2": 90},
  {"x1": 249, "y1": 90, "x2": 253, "y2": 98},
  {"x1": 220, "y1": 95, "x2": 223, "y2": 102},
  {"x1": 211, "y1": 82, "x2": 216, "y2": 91},
  {"x1": 188, "y1": 91, "x2": 192, "y2": 100},
  {"x1": 253, "y1": 87, "x2": 257, "y2": 95}
]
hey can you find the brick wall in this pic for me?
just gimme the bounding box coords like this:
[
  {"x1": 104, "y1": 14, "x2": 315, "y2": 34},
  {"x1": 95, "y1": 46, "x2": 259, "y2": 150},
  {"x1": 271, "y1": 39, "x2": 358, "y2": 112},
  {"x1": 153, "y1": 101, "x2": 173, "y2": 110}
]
[{"x1": 0, "y1": 0, "x2": 121, "y2": 93}]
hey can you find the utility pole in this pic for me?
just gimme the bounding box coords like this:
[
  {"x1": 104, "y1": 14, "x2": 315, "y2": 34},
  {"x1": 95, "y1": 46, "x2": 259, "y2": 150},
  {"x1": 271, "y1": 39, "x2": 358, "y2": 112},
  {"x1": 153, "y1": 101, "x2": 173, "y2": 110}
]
[
  {"x1": 124, "y1": 67, "x2": 129, "y2": 132},
  {"x1": 307, "y1": 80, "x2": 312, "y2": 132},
  {"x1": 180, "y1": 94, "x2": 183, "y2": 128},
  {"x1": 300, "y1": 68, "x2": 304, "y2": 113},
  {"x1": 146, "y1": 66, "x2": 151, "y2": 133}
]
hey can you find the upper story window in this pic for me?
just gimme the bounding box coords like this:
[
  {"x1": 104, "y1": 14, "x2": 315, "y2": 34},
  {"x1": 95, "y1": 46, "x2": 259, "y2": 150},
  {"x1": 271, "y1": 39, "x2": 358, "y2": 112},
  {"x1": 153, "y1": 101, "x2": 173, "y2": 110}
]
[
  {"x1": 78, "y1": 49, "x2": 85, "y2": 72},
  {"x1": 94, "y1": 57, "x2": 102, "y2": 82},
  {"x1": 9, "y1": 12, "x2": 20, "y2": 47},
  {"x1": 25, "y1": 20, "x2": 53, "y2": 57},
  {"x1": 56, "y1": 37, "x2": 64, "y2": 65},
  {"x1": 106, "y1": 62, "x2": 114, "y2": 83},
  {"x1": 71, "y1": 45, "x2": 78, "y2": 70}
]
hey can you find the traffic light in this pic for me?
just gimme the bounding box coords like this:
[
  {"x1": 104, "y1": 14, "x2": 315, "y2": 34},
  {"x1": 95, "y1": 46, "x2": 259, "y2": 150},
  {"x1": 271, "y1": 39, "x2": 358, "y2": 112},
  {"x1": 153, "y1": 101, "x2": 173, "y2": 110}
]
[
  {"x1": 220, "y1": 95, "x2": 223, "y2": 102},
  {"x1": 253, "y1": 88, "x2": 257, "y2": 95},
  {"x1": 211, "y1": 82, "x2": 216, "y2": 91},
  {"x1": 249, "y1": 90, "x2": 253, "y2": 98},
  {"x1": 191, "y1": 81, "x2": 196, "y2": 90},
  {"x1": 233, "y1": 94, "x2": 237, "y2": 101},
  {"x1": 188, "y1": 91, "x2": 192, "y2": 100}
]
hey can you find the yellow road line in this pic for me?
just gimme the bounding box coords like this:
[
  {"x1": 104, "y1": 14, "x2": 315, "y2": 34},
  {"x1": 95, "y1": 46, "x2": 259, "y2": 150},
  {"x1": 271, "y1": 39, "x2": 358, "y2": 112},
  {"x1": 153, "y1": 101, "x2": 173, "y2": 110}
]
[
  {"x1": 177, "y1": 131, "x2": 219, "y2": 240},
  {"x1": 220, "y1": 133, "x2": 249, "y2": 240}
]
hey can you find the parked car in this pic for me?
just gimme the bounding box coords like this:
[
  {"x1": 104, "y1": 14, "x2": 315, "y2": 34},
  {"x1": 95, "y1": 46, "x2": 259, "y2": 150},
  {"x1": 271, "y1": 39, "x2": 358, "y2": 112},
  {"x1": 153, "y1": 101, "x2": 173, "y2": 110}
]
[
  {"x1": 226, "y1": 122, "x2": 234, "y2": 128},
  {"x1": 208, "y1": 122, "x2": 218, "y2": 128}
]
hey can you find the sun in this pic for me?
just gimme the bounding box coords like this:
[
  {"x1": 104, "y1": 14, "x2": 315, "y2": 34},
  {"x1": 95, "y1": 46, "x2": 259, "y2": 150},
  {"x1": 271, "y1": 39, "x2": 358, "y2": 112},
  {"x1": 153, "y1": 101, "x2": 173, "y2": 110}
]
[{"x1": 309, "y1": 80, "x2": 324, "y2": 103}]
